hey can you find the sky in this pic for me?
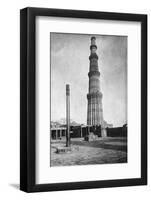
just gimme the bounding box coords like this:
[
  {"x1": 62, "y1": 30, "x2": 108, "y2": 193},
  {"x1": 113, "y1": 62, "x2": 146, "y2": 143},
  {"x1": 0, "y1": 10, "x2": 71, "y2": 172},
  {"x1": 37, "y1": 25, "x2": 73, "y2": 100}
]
[{"x1": 50, "y1": 33, "x2": 127, "y2": 127}]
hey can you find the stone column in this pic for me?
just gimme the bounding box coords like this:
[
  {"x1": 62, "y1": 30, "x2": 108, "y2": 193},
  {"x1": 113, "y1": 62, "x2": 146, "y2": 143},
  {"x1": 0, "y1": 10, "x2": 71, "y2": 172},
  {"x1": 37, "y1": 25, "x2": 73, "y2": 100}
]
[{"x1": 66, "y1": 84, "x2": 70, "y2": 147}]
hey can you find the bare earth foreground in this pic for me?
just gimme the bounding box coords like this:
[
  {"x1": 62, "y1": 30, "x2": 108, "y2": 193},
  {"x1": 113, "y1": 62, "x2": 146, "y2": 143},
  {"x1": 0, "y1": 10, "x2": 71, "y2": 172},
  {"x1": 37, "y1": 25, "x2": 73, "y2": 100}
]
[{"x1": 50, "y1": 137, "x2": 127, "y2": 167}]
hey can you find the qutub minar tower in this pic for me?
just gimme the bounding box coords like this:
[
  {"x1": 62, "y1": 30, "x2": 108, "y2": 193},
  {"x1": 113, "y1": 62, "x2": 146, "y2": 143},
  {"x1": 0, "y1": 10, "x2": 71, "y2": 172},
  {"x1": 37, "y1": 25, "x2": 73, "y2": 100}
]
[{"x1": 87, "y1": 37, "x2": 104, "y2": 126}]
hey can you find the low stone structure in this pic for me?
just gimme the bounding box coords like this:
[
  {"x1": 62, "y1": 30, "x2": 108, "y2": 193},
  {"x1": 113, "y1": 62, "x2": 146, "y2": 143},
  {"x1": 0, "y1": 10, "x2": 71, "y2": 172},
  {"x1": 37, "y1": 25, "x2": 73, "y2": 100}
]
[
  {"x1": 55, "y1": 145, "x2": 79, "y2": 154},
  {"x1": 84, "y1": 132, "x2": 98, "y2": 141},
  {"x1": 56, "y1": 146, "x2": 72, "y2": 154}
]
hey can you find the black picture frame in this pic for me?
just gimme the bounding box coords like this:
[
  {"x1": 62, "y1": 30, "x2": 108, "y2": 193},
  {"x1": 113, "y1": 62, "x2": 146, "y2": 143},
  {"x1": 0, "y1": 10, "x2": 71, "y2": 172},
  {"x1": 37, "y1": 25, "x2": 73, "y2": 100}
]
[{"x1": 20, "y1": 7, "x2": 147, "y2": 192}]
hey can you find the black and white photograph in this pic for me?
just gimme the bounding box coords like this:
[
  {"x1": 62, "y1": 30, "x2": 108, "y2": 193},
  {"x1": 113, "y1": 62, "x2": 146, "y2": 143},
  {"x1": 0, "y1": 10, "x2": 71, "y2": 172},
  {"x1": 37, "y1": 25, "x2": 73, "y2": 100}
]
[
  {"x1": 50, "y1": 33, "x2": 127, "y2": 167},
  {"x1": 19, "y1": 7, "x2": 147, "y2": 193}
]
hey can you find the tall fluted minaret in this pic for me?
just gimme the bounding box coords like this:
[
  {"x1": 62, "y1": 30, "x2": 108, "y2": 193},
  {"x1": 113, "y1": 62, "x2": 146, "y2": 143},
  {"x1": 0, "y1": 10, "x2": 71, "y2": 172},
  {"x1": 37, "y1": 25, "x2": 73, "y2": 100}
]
[{"x1": 87, "y1": 37, "x2": 103, "y2": 126}]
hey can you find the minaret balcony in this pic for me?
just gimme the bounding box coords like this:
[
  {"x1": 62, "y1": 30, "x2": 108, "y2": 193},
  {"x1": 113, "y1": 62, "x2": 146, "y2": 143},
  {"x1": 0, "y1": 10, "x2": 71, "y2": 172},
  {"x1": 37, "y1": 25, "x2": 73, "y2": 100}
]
[
  {"x1": 88, "y1": 70, "x2": 100, "y2": 77},
  {"x1": 87, "y1": 91, "x2": 103, "y2": 99},
  {"x1": 90, "y1": 44, "x2": 97, "y2": 50},
  {"x1": 89, "y1": 53, "x2": 98, "y2": 60}
]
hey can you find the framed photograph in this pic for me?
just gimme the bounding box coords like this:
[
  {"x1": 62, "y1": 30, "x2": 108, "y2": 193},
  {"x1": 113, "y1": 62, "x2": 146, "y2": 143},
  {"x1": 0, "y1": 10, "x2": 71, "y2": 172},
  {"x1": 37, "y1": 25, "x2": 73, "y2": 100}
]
[{"x1": 20, "y1": 7, "x2": 147, "y2": 192}]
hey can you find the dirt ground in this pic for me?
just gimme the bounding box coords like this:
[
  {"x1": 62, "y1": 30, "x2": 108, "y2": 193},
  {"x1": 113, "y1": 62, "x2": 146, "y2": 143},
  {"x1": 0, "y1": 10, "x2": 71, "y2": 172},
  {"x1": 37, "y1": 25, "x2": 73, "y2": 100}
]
[{"x1": 50, "y1": 137, "x2": 127, "y2": 167}]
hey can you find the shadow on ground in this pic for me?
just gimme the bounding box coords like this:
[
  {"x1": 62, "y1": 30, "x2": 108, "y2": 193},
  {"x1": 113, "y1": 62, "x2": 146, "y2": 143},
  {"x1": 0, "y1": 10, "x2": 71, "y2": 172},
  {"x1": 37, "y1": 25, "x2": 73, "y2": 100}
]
[
  {"x1": 72, "y1": 138, "x2": 127, "y2": 152},
  {"x1": 9, "y1": 183, "x2": 19, "y2": 190},
  {"x1": 51, "y1": 137, "x2": 127, "y2": 166}
]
